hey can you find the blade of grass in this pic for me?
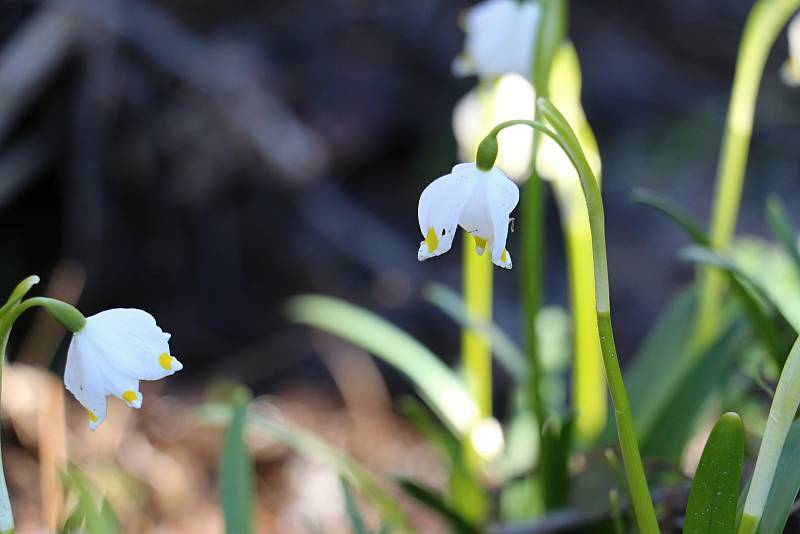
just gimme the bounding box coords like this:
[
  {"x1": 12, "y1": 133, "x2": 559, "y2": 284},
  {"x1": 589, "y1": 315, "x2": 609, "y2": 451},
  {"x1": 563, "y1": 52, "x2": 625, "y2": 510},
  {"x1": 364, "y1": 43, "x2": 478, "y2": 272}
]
[
  {"x1": 341, "y1": 477, "x2": 370, "y2": 534},
  {"x1": 219, "y1": 388, "x2": 254, "y2": 534}
]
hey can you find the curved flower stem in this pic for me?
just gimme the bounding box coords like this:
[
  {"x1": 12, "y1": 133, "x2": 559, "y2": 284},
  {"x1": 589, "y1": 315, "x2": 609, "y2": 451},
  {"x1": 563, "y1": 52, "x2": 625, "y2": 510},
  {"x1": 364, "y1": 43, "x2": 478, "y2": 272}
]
[
  {"x1": 479, "y1": 104, "x2": 660, "y2": 533},
  {"x1": 0, "y1": 295, "x2": 83, "y2": 533},
  {"x1": 739, "y1": 336, "x2": 800, "y2": 534},
  {"x1": 695, "y1": 0, "x2": 800, "y2": 350}
]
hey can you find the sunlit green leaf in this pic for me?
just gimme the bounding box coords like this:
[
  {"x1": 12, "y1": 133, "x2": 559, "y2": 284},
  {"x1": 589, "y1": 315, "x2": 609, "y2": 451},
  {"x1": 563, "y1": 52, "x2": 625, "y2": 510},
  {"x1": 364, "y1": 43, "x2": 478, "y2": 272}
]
[
  {"x1": 681, "y1": 245, "x2": 796, "y2": 369},
  {"x1": 683, "y1": 412, "x2": 744, "y2": 534},
  {"x1": 755, "y1": 419, "x2": 800, "y2": 534},
  {"x1": 287, "y1": 295, "x2": 479, "y2": 436}
]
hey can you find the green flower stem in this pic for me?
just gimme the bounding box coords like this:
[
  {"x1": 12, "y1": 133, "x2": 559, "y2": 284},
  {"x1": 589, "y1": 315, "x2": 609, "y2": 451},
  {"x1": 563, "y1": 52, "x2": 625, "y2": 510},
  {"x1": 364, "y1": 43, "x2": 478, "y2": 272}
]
[
  {"x1": 739, "y1": 337, "x2": 800, "y2": 534},
  {"x1": 0, "y1": 293, "x2": 85, "y2": 534},
  {"x1": 462, "y1": 237, "x2": 493, "y2": 418},
  {"x1": 525, "y1": 0, "x2": 566, "y2": 509},
  {"x1": 695, "y1": 0, "x2": 800, "y2": 350},
  {"x1": 479, "y1": 101, "x2": 659, "y2": 533}
]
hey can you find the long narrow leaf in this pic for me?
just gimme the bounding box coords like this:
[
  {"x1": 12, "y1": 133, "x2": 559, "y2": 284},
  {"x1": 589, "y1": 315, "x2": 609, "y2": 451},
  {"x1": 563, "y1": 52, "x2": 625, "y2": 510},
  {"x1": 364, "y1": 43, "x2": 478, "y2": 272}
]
[
  {"x1": 341, "y1": 477, "x2": 370, "y2": 534},
  {"x1": 287, "y1": 295, "x2": 479, "y2": 435},
  {"x1": 397, "y1": 479, "x2": 481, "y2": 534},
  {"x1": 423, "y1": 283, "x2": 528, "y2": 379},
  {"x1": 219, "y1": 389, "x2": 254, "y2": 534},
  {"x1": 683, "y1": 412, "x2": 744, "y2": 534},
  {"x1": 765, "y1": 195, "x2": 800, "y2": 279},
  {"x1": 756, "y1": 419, "x2": 800, "y2": 534},
  {"x1": 632, "y1": 190, "x2": 709, "y2": 246},
  {"x1": 681, "y1": 245, "x2": 796, "y2": 368}
]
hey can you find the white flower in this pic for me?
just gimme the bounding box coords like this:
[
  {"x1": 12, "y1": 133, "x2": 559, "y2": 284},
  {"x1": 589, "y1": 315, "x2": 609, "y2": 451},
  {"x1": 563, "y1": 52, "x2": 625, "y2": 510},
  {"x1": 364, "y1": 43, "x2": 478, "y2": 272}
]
[
  {"x1": 418, "y1": 162, "x2": 519, "y2": 268},
  {"x1": 453, "y1": 0, "x2": 541, "y2": 79},
  {"x1": 781, "y1": 13, "x2": 800, "y2": 87},
  {"x1": 64, "y1": 309, "x2": 183, "y2": 430}
]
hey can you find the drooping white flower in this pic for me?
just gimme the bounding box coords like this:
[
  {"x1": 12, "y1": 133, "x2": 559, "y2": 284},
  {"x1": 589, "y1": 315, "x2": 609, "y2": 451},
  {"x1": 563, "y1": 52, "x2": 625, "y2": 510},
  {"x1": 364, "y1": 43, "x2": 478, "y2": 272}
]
[
  {"x1": 781, "y1": 13, "x2": 800, "y2": 87},
  {"x1": 453, "y1": 0, "x2": 541, "y2": 80},
  {"x1": 418, "y1": 162, "x2": 519, "y2": 268},
  {"x1": 64, "y1": 308, "x2": 183, "y2": 430}
]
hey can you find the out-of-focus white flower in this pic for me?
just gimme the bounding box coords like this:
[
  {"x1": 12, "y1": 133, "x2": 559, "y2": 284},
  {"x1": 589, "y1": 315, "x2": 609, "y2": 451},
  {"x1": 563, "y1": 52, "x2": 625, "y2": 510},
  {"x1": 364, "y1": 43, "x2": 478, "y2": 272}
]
[
  {"x1": 469, "y1": 417, "x2": 505, "y2": 463},
  {"x1": 64, "y1": 309, "x2": 183, "y2": 430},
  {"x1": 453, "y1": 0, "x2": 541, "y2": 80},
  {"x1": 537, "y1": 43, "x2": 602, "y2": 196},
  {"x1": 781, "y1": 13, "x2": 800, "y2": 86},
  {"x1": 453, "y1": 74, "x2": 535, "y2": 182},
  {"x1": 418, "y1": 162, "x2": 519, "y2": 269}
]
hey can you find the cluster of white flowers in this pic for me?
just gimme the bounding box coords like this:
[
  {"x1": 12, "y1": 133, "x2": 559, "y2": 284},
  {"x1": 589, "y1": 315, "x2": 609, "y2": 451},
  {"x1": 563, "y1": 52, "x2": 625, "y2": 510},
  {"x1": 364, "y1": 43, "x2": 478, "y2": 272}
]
[{"x1": 417, "y1": 0, "x2": 542, "y2": 270}]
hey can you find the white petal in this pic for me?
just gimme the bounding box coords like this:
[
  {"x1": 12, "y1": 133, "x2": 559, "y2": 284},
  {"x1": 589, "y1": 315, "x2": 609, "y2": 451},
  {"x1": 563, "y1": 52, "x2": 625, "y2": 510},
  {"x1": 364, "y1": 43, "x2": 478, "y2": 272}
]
[
  {"x1": 789, "y1": 14, "x2": 800, "y2": 67},
  {"x1": 463, "y1": 0, "x2": 540, "y2": 79},
  {"x1": 82, "y1": 309, "x2": 182, "y2": 381},
  {"x1": 64, "y1": 337, "x2": 108, "y2": 430},
  {"x1": 418, "y1": 164, "x2": 478, "y2": 261},
  {"x1": 485, "y1": 167, "x2": 519, "y2": 268},
  {"x1": 782, "y1": 15, "x2": 800, "y2": 87}
]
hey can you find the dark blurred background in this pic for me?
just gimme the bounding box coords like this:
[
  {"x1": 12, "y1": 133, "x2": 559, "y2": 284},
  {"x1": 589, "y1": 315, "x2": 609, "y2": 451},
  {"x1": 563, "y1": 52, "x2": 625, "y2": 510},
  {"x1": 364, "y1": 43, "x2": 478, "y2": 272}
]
[{"x1": 1, "y1": 0, "x2": 799, "y2": 400}]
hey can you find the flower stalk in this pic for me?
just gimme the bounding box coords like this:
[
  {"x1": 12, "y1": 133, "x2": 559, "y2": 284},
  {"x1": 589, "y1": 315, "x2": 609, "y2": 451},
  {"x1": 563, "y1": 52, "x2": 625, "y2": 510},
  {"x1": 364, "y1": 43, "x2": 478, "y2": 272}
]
[
  {"x1": 695, "y1": 0, "x2": 800, "y2": 351},
  {"x1": 477, "y1": 99, "x2": 660, "y2": 533},
  {"x1": 462, "y1": 236, "x2": 494, "y2": 418}
]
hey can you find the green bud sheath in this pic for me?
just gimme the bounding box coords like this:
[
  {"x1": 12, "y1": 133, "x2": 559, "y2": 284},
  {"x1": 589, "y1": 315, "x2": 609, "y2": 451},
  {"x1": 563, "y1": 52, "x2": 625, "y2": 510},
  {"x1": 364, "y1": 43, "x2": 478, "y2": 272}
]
[
  {"x1": 475, "y1": 134, "x2": 499, "y2": 171},
  {"x1": 38, "y1": 298, "x2": 87, "y2": 333}
]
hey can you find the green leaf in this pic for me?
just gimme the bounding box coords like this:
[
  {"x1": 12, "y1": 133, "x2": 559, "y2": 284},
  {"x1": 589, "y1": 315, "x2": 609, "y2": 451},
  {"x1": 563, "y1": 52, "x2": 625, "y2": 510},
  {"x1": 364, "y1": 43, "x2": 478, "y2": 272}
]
[
  {"x1": 681, "y1": 245, "x2": 796, "y2": 369},
  {"x1": 60, "y1": 465, "x2": 121, "y2": 534},
  {"x1": 199, "y1": 403, "x2": 414, "y2": 533},
  {"x1": 619, "y1": 287, "x2": 696, "y2": 442},
  {"x1": 755, "y1": 419, "x2": 800, "y2": 534},
  {"x1": 632, "y1": 189, "x2": 709, "y2": 246},
  {"x1": 219, "y1": 388, "x2": 254, "y2": 534},
  {"x1": 541, "y1": 416, "x2": 573, "y2": 510},
  {"x1": 341, "y1": 477, "x2": 370, "y2": 534},
  {"x1": 683, "y1": 412, "x2": 744, "y2": 534},
  {"x1": 423, "y1": 283, "x2": 527, "y2": 379},
  {"x1": 286, "y1": 295, "x2": 479, "y2": 436},
  {"x1": 643, "y1": 324, "x2": 744, "y2": 460},
  {"x1": 396, "y1": 479, "x2": 481, "y2": 534},
  {"x1": 397, "y1": 397, "x2": 485, "y2": 524},
  {"x1": 765, "y1": 195, "x2": 800, "y2": 279}
]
